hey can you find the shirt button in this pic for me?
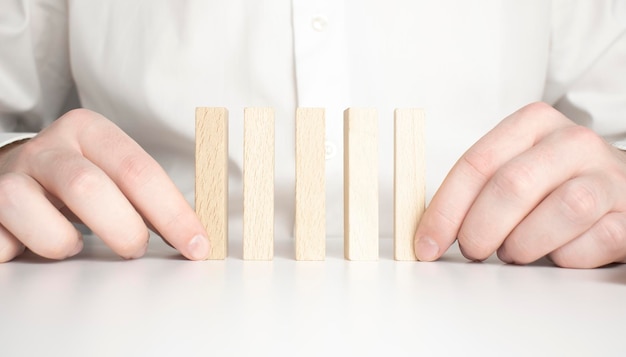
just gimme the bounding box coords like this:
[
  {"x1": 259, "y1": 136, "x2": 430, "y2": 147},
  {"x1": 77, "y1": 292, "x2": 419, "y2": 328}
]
[
  {"x1": 311, "y1": 15, "x2": 329, "y2": 32},
  {"x1": 325, "y1": 141, "x2": 337, "y2": 160}
]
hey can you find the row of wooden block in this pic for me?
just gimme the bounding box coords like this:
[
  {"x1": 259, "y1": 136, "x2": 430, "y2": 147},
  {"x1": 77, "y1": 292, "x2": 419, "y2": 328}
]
[{"x1": 195, "y1": 107, "x2": 425, "y2": 261}]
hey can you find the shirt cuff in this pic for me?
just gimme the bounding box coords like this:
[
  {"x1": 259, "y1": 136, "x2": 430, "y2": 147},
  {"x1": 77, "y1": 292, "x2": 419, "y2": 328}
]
[
  {"x1": 0, "y1": 132, "x2": 36, "y2": 149},
  {"x1": 611, "y1": 140, "x2": 626, "y2": 151}
]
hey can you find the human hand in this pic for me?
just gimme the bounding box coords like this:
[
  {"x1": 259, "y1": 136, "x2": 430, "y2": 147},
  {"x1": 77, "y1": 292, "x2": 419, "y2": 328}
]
[
  {"x1": 0, "y1": 109, "x2": 209, "y2": 262},
  {"x1": 414, "y1": 102, "x2": 626, "y2": 268}
]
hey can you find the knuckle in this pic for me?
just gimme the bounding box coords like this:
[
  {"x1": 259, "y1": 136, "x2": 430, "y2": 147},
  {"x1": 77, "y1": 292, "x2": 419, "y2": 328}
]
[
  {"x1": 52, "y1": 108, "x2": 103, "y2": 136},
  {"x1": 30, "y1": 226, "x2": 80, "y2": 260},
  {"x1": 0, "y1": 173, "x2": 29, "y2": 207},
  {"x1": 8, "y1": 138, "x2": 49, "y2": 172},
  {"x1": 557, "y1": 182, "x2": 598, "y2": 224},
  {"x1": 490, "y1": 163, "x2": 534, "y2": 202},
  {"x1": 0, "y1": 240, "x2": 24, "y2": 263},
  {"x1": 596, "y1": 218, "x2": 626, "y2": 252},
  {"x1": 117, "y1": 154, "x2": 158, "y2": 188},
  {"x1": 0, "y1": 174, "x2": 20, "y2": 199},
  {"x1": 65, "y1": 167, "x2": 105, "y2": 198},
  {"x1": 506, "y1": 238, "x2": 536, "y2": 265},
  {"x1": 14, "y1": 136, "x2": 42, "y2": 160},
  {"x1": 458, "y1": 227, "x2": 490, "y2": 261},
  {"x1": 114, "y1": 229, "x2": 149, "y2": 258},
  {"x1": 550, "y1": 248, "x2": 598, "y2": 269},
  {"x1": 155, "y1": 205, "x2": 197, "y2": 241},
  {"x1": 518, "y1": 101, "x2": 555, "y2": 117},
  {"x1": 58, "y1": 108, "x2": 98, "y2": 126},
  {"x1": 40, "y1": 237, "x2": 77, "y2": 260},
  {"x1": 549, "y1": 250, "x2": 576, "y2": 268},
  {"x1": 154, "y1": 205, "x2": 200, "y2": 247},
  {"x1": 160, "y1": 207, "x2": 189, "y2": 235},
  {"x1": 504, "y1": 102, "x2": 569, "y2": 130},
  {"x1": 549, "y1": 217, "x2": 626, "y2": 269},
  {"x1": 461, "y1": 148, "x2": 496, "y2": 180},
  {"x1": 432, "y1": 203, "x2": 463, "y2": 228},
  {"x1": 561, "y1": 126, "x2": 607, "y2": 152},
  {"x1": 509, "y1": 102, "x2": 554, "y2": 124}
]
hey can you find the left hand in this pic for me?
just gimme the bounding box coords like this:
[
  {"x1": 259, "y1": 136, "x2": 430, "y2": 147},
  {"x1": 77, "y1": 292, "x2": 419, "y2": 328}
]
[{"x1": 414, "y1": 102, "x2": 626, "y2": 268}]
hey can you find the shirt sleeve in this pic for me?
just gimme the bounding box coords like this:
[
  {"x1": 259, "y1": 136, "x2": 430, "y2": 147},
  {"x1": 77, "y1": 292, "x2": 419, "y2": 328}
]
[
  {"x1": 0, "y1": 0, "x2": 75, "y2": 135},
  {"x1": 544, "y1": 0, "x2": 626, "y2": 140},
  {"x1": 0, "y1": 132, "x2": 36, "y2": 148}
]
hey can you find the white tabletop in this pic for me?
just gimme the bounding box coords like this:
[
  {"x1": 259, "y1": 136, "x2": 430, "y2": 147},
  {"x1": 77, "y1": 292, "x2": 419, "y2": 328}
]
[{"x1": 1, "y1": 234, "x2": 625, "y2": 357}]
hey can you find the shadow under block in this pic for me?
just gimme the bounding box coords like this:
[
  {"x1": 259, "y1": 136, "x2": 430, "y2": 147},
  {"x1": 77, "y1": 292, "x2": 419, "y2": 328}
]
[
  {"x1": 295, "y1": 108, "x2": 326, "y2": 261},
  {"x1": 344, "y1": 108, "x2": 379, "y2": 260},
  {"x1": 195, "y1": 107, "x2": 228, "y2": 260},
  {"x1": 393, "y1": 109, "x2": 426, "y2": 261},
  {"x1": 243, "y1": 107, "x2": 275, "y2": 260}
]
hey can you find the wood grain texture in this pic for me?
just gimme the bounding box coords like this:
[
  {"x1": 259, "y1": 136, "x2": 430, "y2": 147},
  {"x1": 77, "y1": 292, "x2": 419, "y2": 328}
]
[
  {"x1": 343, "y1": 108, "x2": 379, "y2": 260},
  {"x1": 243, "y1": 107, "x2": 275, "y2": 260},
  {"x1": 393, "y1": 108, "x2": 425, "y2": 261},
  {"x1": 295, "y1": 108, "x2": 326, "y2": 261},
  {"x1": 195, "y1": 107, "x2": 229, "y2": 260}
]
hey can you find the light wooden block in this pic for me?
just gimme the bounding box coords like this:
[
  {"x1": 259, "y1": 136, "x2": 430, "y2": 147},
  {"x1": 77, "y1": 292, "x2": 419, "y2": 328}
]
[
  {"x1": 243, "y1": 107, "x2": 275, "y2": 260},
  {"x1": 295, "y1": 108, "x2": 326, "y2": 261},
  {"x1": 393, "y1": 108, "x2": 426, "y2": 261},
  {"x1": 195, "y1": 107, "x2": 229, "y2": 260},
  {"x1": 343, "y1": 108, "x2": 379, "y2": 260}
]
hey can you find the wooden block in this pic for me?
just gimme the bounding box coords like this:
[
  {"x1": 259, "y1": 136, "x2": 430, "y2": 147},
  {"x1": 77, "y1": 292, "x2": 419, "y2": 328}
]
[
  {"x1": 343, "y1": 108, "x2": 379, "y2": 260},
  {"x1": 243, "y1": 107, "x2": 275, "y2": 260},
  {"x1": 295, "y1": 108, "x2": 326, "y2": 261},
  {"x1": 394, "y1": 108, "x2": 426, "y2": 261},
  {"x1": 195, "y1": 107, "x2": 229, "y2": 260}
]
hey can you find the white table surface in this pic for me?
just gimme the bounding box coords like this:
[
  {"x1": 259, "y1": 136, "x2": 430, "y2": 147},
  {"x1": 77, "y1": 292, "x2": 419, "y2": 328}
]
[{"x1": 1, "y1": 234, "x2": 626, "y2": 357}]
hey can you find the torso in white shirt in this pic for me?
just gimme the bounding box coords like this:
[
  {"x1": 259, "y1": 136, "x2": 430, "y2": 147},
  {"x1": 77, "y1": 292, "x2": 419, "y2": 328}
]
[{"x1": 2, "y1": 0, "x2": 625, "y2": 238}]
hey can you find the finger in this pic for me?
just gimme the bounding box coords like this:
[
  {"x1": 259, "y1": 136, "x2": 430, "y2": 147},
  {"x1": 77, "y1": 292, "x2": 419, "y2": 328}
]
[
  {"x1": 58, "y1": 206, "x2": 85, "y2": 224},
  {"x1": 0, "y1": 224, "x2": 25, "y2": 263},
  {"x1": 459, "y1": 125, "x2": 609, "y2": 260},
  {"x1": 414, "y1": 102, "x2": 573, "y2": 261},
  {"x1": 0, "y1": 173, "x2": 83, "y2": 259},
  {"x1": 497, "y1": 173, "x2": 618, "y2": 265},
  {"x1": 547, "y1": 212, "x2": 626, "y2": 268},
  {"x1": 28, "y1": 148, "x2": 149, "y2": 259},
  {"x1": 45, "y1": 193, "x2": 86, "y2": 224},
  {"x1": 67, "y1": 110, "x2": 209, "y2": 260},
  {"x1": 143, "y1": 220, "x2": 175, "y2": 249}
]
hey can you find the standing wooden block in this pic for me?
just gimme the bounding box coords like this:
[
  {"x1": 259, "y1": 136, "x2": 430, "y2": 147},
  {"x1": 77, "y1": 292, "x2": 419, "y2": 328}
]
[
  {"x1": 295, "y1": 108, "x2": 326, "y2": 261},
  {"x1": 243, "y1": 107, "x2": 275, "y2": 260},
  {"x1": 394, "y1": 108, "x2": 426, "y2": 261},
  {"x1": 195, "y1": 107, "x2": 229, "y2": 260},
  {"x1": 344, "y1": 108, "x2": 379, "y2": 260}
]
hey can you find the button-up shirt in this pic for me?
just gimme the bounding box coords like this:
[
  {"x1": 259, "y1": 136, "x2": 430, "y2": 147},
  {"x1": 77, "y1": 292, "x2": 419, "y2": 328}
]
[{"x1": 1, "y1": 0, "x2": 625, "y2": 238}]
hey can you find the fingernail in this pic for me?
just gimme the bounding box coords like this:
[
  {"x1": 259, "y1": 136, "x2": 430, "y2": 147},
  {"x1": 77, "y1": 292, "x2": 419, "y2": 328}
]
[
  {"x1": 415, "y1": 236, "x2": 439, "y2": 261},
  {"x1": 187, "y1": 235, "x2": 210, "y2": 260}
]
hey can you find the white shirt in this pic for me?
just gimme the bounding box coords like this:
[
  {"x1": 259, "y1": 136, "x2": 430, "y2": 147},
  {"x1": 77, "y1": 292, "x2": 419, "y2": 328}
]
[{"x1": 1, "y1": 0, "x2": 625, "y2": 239}]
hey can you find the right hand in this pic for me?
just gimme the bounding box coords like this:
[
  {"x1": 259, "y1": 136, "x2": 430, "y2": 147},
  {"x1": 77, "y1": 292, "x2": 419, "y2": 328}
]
[{"x1": 0, "y1": 109, "x2": 210, "y2": 262}]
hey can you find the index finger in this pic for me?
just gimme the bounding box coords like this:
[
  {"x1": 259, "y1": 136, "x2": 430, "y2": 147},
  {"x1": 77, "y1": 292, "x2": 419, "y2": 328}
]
[
  {"x1": 64, "y1": 109, "x2": 210, "y2": 260},
  {"x1": 413, "y1": 102, "x2": 573, "y2": 261}
]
